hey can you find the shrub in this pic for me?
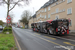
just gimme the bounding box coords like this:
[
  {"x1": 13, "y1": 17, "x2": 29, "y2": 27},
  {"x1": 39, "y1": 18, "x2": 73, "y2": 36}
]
[
  {"x1": 8, "y1": 26, "x2": 12, "y2": 28},
  {"x1": 3, "y1": 32, "x2": 6, "y2": 34},
  {"x1": 0, "y1": 46, "x2": 9, "y2": 50},
  {"x1": 3, "y1": 26, "x2": 12, "y2": 34},
  {"x1": 7, "y1": 43, "x2": 14, "y2": 48}
]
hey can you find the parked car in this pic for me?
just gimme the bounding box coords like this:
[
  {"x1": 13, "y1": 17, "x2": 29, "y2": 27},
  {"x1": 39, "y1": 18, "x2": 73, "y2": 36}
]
[
  {"x1": 0, "y1": 25, "x2": 3, "y2": 30},
  {"x1": 20, "y1": 26, "x2": 23, "y2": 28}
]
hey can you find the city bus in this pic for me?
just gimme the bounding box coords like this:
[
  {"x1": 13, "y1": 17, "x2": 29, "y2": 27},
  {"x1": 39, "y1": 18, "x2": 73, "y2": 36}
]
[{"x1": 31, "y1": 19, "x2": 69, "y2": 35}]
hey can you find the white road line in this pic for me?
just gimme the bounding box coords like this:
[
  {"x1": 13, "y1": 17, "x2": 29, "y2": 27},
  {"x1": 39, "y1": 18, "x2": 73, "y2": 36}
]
[{"x1": 60, "y1": 46, "x2": 71, "y2": 50}]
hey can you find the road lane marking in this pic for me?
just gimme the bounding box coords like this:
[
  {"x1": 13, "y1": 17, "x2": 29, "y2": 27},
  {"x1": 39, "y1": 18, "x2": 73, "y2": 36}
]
[
  {"x1": 34, "y1": 33, "x2": 41, "y2": 35},
  {"x1": 48, "y1": 35, "x2": 75, "y2": 42},
  {"x1": 34, "y1": 33, "x2": 56, "y2": 40},
  {"x1": 30, "y1": 34, "x2": 71, "y2": 50},
  {"x1": 63, "y1": 42, "x2": 75, "y2": 46},
  {"x1": 44, "y1": 36, "x2": 56, "y2": 40},
  {"x1": 28, "y1": 30, "x2": 75, "y2": 42}
]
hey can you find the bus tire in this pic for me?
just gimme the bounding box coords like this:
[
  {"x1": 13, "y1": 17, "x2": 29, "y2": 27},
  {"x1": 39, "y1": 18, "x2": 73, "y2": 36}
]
[
  {"x1": 38, "y1": 30, "x2": 41, "y2": 33},
  {"x1": 48, "y1": 31, "x2": 50, "y2": 35}
]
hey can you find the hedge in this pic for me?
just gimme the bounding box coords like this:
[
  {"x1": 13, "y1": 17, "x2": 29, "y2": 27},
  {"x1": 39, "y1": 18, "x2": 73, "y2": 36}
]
[{"x1": 3, "y1": 26, "x2": 12, "y2": 34}]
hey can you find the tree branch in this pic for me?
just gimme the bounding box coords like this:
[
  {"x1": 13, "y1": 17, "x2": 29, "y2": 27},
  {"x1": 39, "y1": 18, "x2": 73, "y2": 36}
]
[
  {"x1": 3, "y1": 0, "x2": 8, "y2": 4},
  {"x1": 9, "y1": 1, "x2": 20, "y2": 11}
]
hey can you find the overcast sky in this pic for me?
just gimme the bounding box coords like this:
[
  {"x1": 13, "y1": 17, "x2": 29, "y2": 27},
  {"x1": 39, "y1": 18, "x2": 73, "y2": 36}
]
[{"x1": 0, "y1": 0, "x2": 49, "y2": 23}]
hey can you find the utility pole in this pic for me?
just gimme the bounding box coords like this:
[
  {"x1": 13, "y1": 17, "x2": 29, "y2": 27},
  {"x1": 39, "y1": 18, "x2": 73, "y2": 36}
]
[{"x1": 33, "y1": 7, "x2": 34, "y2": 23}]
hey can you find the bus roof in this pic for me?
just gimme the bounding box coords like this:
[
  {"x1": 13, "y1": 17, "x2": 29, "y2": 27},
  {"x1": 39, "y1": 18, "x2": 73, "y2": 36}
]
[{"x1": 46, "y1": 20, "x2": 53, "y2": 23}]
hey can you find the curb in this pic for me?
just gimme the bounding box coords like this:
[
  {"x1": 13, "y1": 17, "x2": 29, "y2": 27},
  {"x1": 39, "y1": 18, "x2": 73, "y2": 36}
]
[
  {"x1": 69, "y1": 32, "x2": 75, "y2": 36},
  {"x1": 69, "y1": 34, "x2": 75, "y2": 36},
  {"x1": 12, "y1": 31, "x2": 22, "y2": 50}
]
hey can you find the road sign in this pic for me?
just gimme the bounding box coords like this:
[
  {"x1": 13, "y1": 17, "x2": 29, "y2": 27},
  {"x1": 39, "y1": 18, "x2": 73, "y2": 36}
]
[
  {"x1": 6, "y1": 15, "x2": 11, "y2": 24},
  {"x1": 7, "y1": 20, "x2": 11, "y2": 24},
  {"x1": 6, "y1": 15, "x2": 11, "y2": 20}
]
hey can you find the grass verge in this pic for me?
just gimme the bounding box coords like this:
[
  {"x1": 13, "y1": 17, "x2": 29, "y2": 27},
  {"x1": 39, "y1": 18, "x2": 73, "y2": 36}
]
[{"x1": 0, "y1": 33, "x2": 17, "y2": 50}]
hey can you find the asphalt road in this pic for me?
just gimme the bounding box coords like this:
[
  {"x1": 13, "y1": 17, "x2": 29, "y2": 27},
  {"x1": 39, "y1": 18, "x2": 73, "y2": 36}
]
[{"x1": 12, "y1": 27, "x2": 75, "y2": 50}]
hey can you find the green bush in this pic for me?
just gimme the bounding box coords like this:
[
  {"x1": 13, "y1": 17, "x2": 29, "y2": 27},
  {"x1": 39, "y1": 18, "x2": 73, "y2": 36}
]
[
  {"x1": 3, "y1": 27, "x2": 12, "y2": 34},
  {"x1": 7, "y1": 43, "x2": 14, "y2": 48},
  {"x1": 0, "y1": 46, "x2": 9, "y2": 50},
  {"x1": 8, "y1": 26, "x2": 12, "y2": 28}
]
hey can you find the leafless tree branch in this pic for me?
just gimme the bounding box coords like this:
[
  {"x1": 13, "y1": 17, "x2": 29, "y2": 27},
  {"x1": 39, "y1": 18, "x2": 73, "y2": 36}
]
[
  {"x1": 0, "y1": 0, "x2": 30, "y2": 17},
  {"x1": 9, "y1": 1, "x2": 20, "y2": 11},
  {"x1": 3, "y1": 0, "x2": 8, "y2": 4}
]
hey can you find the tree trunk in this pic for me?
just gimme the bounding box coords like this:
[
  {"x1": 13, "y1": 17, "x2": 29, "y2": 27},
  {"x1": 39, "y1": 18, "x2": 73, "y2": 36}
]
[
  {"x1": 23, "y1": 23, "x2": 25, "y2": 28},
  {"x1": 7, "y1": 4, "x2": 10, "y2": 17},
  {"x1": 7, "y1": 0, "x2": 10, "y2": 26},
  {"x1": 7, "y1": 9, "x2": 9, "y2": 17}
]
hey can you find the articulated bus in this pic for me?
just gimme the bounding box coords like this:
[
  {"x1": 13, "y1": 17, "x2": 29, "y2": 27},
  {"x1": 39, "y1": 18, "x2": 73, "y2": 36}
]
[{"x1": 31, "y1": 19, "x2": 69, "y2": 35}]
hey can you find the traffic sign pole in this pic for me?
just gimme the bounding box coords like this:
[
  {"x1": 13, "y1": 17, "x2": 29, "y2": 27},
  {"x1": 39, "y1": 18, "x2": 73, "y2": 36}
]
[{"x1": 6, "y1": 15, "x2": 11, "y2": 33}]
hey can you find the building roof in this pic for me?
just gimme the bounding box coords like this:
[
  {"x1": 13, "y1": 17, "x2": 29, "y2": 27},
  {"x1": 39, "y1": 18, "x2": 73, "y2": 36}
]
[
  {"x1": 32, "y1": 14, "x2": 36, "y2": 18},
  {"x1": 29, "y1": 14, "x2": 36, "y2": 20},
  {"x1": 38, "y1": 0, "x2": 58, "y2": 11}
]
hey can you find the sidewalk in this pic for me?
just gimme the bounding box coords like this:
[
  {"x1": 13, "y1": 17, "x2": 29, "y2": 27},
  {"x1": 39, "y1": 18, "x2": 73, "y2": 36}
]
[{"x1": 69, "y1": 30, "x2": 75, "y2": 36}]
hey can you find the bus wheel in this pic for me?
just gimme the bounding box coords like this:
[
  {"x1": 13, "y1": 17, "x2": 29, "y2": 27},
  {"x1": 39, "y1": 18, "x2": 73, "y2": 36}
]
[
  {"x1": 38, "y1": 30, "x2": 41, "y2": 33},
  {"x1": 48, "y1": 31, "x2": 50, "y2": 35}
]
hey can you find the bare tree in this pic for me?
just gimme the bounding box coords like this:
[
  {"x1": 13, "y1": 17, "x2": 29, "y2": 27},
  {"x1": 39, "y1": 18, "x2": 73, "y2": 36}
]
[
  {"x1": 20, "y1": 17, "x2": 28, "y2": 27},
  {"x1": 0, "y1": 0, "x2": 30, "y2": 17},
  {"x1": 20, "y1": 10, "x2": 31, "y2": 28},
  {"x1": 22, "y1": 10, "x2": 31, "y2": 20}
]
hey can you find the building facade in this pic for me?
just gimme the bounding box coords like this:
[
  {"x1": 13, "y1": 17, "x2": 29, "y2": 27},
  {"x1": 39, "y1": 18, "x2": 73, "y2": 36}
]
[
  {"x1": 29, "y1": 0, "x2": 75, "y2": 30},
  {"x1": 29, "y1": 14, "x2": 37, "y2": 28},
  {"x1": 19, "y1": 22, "x2": 24, "y2": 27}
]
